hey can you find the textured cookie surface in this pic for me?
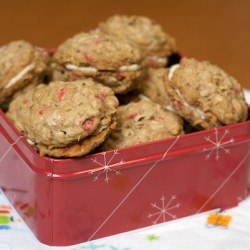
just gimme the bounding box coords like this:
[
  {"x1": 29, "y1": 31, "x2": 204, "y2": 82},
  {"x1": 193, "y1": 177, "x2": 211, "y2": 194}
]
[
  {"x1": 98, "y1": 15, "x2": 177, "y2": 58},
  {"x1": 164, "y1": 58, "x2": 248, "y2": 129},
  {"x1": 54, "y1": 31, "x2": 142, "y2": 70},
  {"x1": 0, "y1": 40, "x2": 49, "y2": 105},
  {"x1": 53, "y1": 31, "x2": 143, "y2": 93},
  {"x1": 138, "y1": 68, "x2": 171, "y2": 106},
  {"x1": 102, "y1": 99, "x2": 183, "y2": 150},
  {"x1": 7, "y1": 79, "x2": 119, "y2": 157}
]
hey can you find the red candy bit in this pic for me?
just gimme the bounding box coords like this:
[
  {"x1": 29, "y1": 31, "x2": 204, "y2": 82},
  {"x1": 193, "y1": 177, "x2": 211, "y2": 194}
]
[
  {"x1": 22, "y1": 99, "x2": 29, "y2": 105},
  {"x1": 62, "y1": 146, "x2": 70, "y2": 153},
  {"x1": 82, "y1": 119, "x2": 94, "y2": 132},
  {"x1": 146, "y1": 58, "x2": 156, "y2": 67},
  {"x1": 171, "y1": 100, "x2": 183, "y2": 108},
  {"x1": 70, "y1": 71, "x2": 82, "y2": 80},
  {"x1": 83, "y1": 52, "x2": 92, "y2": 63},
  {"x1": 57, "y1": 87, "x2": 66, "y2": 101},
  {"x1": 116, "y1": 72, "x2": 125, "y2": 81},
  {"x1": 191, "y1": 100, "x2": 200, "y2": 107},
  {"x1": 95, "y1": 93, "x2": 106, "y2": 100},
  {"x1": 38, "y1": 110, "x2": 44, "y2": 116},
  {"x1": 71, "y1": 71, "x2": 81, "y2": 77},
  {"x1": 46, "y1": 48, "x2": 57, "y2": 55},
  {"x1": 128, "y1": 113, "x2": 138, "y2": 119},
  {"x1": 94, "y1": 37, "x2": 101, "y2": 45},
  {"x1": 233, "y1": 86, "x2": 241, "y2": 94}
]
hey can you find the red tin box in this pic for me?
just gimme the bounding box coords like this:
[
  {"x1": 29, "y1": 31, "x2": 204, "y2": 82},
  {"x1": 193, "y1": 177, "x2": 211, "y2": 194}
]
[{"x1": 0, "y1": 109, "x2": 249, "y2": 246}]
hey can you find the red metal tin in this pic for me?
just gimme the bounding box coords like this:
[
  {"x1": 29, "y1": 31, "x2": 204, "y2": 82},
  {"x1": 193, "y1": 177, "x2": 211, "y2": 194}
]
[{"x1": 0, "y1": 109, "x2": 249, "y2": 246}]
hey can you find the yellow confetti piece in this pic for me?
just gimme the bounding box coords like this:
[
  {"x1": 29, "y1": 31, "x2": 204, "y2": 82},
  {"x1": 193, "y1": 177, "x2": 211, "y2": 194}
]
[{"x1": 207, "y1": 213, "x2": 232, "y2": 227}]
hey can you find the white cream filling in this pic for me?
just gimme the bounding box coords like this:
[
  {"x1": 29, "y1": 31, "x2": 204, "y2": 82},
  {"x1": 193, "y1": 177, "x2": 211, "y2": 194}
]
[
  {"x1": 138, "y1": 94, "x2": 151, "y2": 101},
  {"x1": 168, "y1": 64, "x2": 180, "y2": 80},
  {"x1": 65, "y1": 63, "x2": 98, "y2": 74},
  {"x1": 168, "y1": 64, "x2": 208, "y2": 120},
  {"x1": 163, "y1": 105, "x2": 177, "y2": 113},
  {"x1": 65, "y1": 63, "x2": 140, "y2": 73},
  {"x1": 174, "y1": 88, "x2": 208, "y2": 120},
  {"x1": 118, "y1": 64, "x2": 140, "y2": 72},
  {"x1": 26, "y1": 138, "x2": 35, "y2": 145},
  {"x1": 4, "y1": 63, "x2": 36, "y2": 89},
  {"x1": 98, "y1": 125, "x2": 108, "y2": 132},
  {"x1": 146, "y1": 56, "x2": 167, "y2": 65}
]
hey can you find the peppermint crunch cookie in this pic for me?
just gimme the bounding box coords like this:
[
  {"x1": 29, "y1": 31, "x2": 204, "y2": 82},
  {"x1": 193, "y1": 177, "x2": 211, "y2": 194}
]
[
  {"x1": 98, "y1": 15, "x2": 177, "y2": 67},
  {"x1": 52, "y1": 31, "x2": 143, "y2": 94},
  {"x1": 101, "y1": 99, "x2": 184, "y2": 150},
  {"x1": 0, "y1": 40, "x2": 49, "y2": 106},
  {"x1": 7, "y1": 79, "x2": 119, "y2": 157},
  {"x1": 138, "y1": 68, "x2": 171, "y2": 107},
  {"x1": 164, "y1": 58, "x2": 248, "y2": 129}
]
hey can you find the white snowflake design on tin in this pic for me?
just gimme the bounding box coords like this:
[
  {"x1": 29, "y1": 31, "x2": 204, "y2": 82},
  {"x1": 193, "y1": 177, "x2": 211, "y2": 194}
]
[
  {"x1": 203, "y1": 128, "x2": 235, "y2": 161},
  {"x1": 89, "y1": 150, "x2": 124, "y2": 183},
  {"x1": 147, "y1": 194, "x2": 180, "y2": 224}
]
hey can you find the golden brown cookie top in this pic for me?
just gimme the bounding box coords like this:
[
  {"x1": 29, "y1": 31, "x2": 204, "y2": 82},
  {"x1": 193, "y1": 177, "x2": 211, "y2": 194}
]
[
  {"x1": 164, "y1": 58, "x2": 248, "y2": 128},
  {"x1": 138, "y1": 68, "x2": 171, "y2": 106},
  {"x1": 0, "y1": 40, "x2": 49, "y2": 88},
  {"x1": 102, "y1": 99, "x2": 184, "y2": 150},
  {"x1": 0, "y1": 40, "x2": 49, "y2": 104},
  {"x1": 98, "y1": 15, "x2": 177, "y2": 58},
  {"x1": 54, "y1": 31, "x2": 143, "y2": 70},
  {"x1": 7, "y1": 79, "x2": 119, "y2": 148}
]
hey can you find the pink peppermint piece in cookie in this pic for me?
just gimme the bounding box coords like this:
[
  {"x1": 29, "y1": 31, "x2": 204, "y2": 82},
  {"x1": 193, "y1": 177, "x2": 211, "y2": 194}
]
[
  {"x1": 82, "y1": 119, "x2": 94, "y2": 132},
  {"x1": 57, "y1": 87, "x2": 66, "y2": 101}
]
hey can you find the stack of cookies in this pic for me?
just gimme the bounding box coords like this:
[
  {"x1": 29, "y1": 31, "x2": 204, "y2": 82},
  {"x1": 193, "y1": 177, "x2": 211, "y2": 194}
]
[{"x1": 1, "y1": 15, "x2": 248, "y2": 158}]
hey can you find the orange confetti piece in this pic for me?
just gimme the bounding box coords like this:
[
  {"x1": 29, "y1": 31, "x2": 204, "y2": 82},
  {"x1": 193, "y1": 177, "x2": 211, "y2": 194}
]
[{"x1": 207, "y1": 213, "x2": 232, "y2": 227}]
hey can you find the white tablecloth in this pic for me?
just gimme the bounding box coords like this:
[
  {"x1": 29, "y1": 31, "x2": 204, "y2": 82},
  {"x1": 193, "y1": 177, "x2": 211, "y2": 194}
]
[
  {"x1": 0, "y1": 90, "x2": 249, "y2": 250},
  {"x1": 0, "y1": 189, "x2": 250, "y2": 250}
]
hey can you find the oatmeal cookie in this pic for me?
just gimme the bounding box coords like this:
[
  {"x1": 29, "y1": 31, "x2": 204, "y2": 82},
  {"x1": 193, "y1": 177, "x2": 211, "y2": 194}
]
[
  {"x1": 52, "y1": 31, "x2": 143, "y2": 94},
  {"x1": 101, "y1": 99, "x2": 183, "y2": 150},
  {"x1": 7, "y1": 79, "x2": 119, "y2": 157},
  {"x1": 98, "y1": 15, "x2": 177, "y2": 67},
  {"x1": 0, "y1": 40, "x2": 49, "y2": 106},
  {"x1": 164, "y1": 58, "x2": 248, "y2": 129},
  {"x1": 138, "y1": 68, "x2": 171, "y2": 106}
]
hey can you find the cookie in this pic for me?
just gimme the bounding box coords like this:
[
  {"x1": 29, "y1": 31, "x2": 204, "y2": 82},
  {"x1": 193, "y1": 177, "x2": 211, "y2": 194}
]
[
  {"x1": 164, "y1": 58, "x2": 248, "y2": 129},
  {"x1": 7, "y1": 79, "x2": 119, "y2": 157},
  {"x1": 138, "y1": 68, "x2": 171, "y2": 107},
  {"x1": 101, "y1": 99, "x2": 184, "y2": 150},
  {"x1": 98, "y1": 15, "x2": 177, "y2": 67},
  {"x1": 0, "y1": 40, "x2": 49, "y2": 106},
  {"x1": 52, "y1": 31, "x2": 143, "y2": 94}
]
